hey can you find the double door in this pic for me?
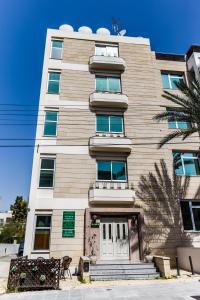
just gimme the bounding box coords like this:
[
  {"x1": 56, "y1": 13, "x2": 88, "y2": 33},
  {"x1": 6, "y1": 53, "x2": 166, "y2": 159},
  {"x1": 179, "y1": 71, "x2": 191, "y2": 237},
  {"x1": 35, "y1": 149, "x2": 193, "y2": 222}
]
[{"x1": 100, "y1": 217, "x2": 129, "y2": 260}]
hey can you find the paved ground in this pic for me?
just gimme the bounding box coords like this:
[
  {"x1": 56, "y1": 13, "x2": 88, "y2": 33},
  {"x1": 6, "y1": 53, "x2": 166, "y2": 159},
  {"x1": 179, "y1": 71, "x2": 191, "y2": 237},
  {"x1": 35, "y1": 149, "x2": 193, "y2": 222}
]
[{"x1": 1, "y1": 280, "x2": 200, "y2": 299}]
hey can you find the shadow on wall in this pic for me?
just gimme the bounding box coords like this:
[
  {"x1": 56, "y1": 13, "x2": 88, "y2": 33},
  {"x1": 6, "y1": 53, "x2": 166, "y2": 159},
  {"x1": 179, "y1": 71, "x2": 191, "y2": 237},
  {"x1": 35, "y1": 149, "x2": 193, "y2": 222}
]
[{"x1": 135, "y1": 159, "x2": 200, "y2": 259}]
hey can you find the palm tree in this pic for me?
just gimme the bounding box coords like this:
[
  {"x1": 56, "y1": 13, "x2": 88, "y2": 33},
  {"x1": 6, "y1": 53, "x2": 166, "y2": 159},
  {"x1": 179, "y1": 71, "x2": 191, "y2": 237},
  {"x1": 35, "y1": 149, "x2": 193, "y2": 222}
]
[{"x1": 153, "y1": 75, "x2": 200, "y2": 148}]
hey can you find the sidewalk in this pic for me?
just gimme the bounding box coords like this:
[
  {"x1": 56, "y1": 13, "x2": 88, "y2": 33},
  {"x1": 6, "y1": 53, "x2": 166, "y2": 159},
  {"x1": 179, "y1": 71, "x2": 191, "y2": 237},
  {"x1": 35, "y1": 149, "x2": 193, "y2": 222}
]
[{"x1": 0, "y1": 279, "x2": 200, "y2": 299}]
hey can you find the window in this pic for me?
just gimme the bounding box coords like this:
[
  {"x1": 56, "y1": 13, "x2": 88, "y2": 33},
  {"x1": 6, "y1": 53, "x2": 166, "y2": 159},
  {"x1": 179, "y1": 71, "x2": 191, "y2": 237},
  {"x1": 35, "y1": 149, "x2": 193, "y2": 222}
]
[
  {"x1": 47, "y1": 72, "x2": 60, "y2": 94},
  {"x1": 173, "y1": 152, "x2": 200, "y2": 176},
  {"x1": 44, "y1": 111, "x2": 58, "y2": 136},
  {"x1": 167, "y1": 109, "x2": 190, "y2": 129},
  {"x1": 95, "y1": 44, "x2": 118, "y2": 57},
  {"x1": 34, "y1": 215, "x2": 51, "y2": 250},
  {"x1": 96, "y1": 75, "x2": 121, "y2": 93},
  {"x1": 161, "y1": 73, "x2": 183, "y2": 90},
  {"x1": 39, "y1": 158, "x2": 55, "y2": 188},
  {"x1": 96, "y1": 115, "x2": 123, "y2": 133},
  {"x1": 0, "y1": 219, "x2": 4, "y2": 226},
  {"x1": 181, "y1": 201, "x2": 200, "y2": 231},
  {"x1": 50, "y1": 40, "x2": 63, "y2": 59},
  {"x1": 97, "y1": 160, "x2": 127, "y2": 181}
]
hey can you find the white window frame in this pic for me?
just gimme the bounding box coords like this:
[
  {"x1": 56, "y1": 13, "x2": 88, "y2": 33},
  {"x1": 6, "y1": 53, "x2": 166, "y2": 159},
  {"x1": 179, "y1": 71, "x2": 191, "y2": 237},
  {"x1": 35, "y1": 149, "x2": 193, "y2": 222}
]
[
  {"x1": 163, "y1": 73, "x2": 183, "y2": 89},
  {"x1": 181, "y1": 200, "x2": 200, "y2": 232},
  {"x1": 96, "y1": 160, "x2": 127, "y2": 182},
  {"x1": 38, "y1": 157, "x2": 55, "y2": 189},
  {"x1": 43, "y1": 111, "x2": 58, "y2": 137},
  {"x1": 50, "y1": 39, "x2": 63, "y2": 60},
  {"x1": 47, "y1": 71, "x2": 61, "y2": 94},
  {"x1": 167, "y1": 110, "x2": 189, "y2": 129},
  {"x1": 95, "y1": 44, "x2": 119, "y2": 57},
  {"x1": 95, "y1": 74, "x2": 121, "y2": 93},
  {"x1": 96, "y1": 114, "x2": 124, "y2": 133},
  {"x1": 174, "y1": 152, "x2": 200, "y2": 176},
  {"x1": 33, "y1": 214, "x2": 52, "y2": 252}
]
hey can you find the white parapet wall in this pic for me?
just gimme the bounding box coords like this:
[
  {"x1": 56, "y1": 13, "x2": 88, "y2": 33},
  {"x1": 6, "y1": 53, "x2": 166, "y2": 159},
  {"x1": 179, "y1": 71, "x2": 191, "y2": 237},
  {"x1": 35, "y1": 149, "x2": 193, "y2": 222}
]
[
  {"x1": 0, "y1": 243, "x2": 19, "y2": 257},
  {"x1": 177, "y1": 247, "x2": 200, "y2": 273}
]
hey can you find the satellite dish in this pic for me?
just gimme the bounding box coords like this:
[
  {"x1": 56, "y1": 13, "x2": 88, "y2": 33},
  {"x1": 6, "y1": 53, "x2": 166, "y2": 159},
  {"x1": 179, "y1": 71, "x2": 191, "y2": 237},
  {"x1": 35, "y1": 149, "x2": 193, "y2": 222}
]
[{"x1": 118, "y1": 29, "x2": 126, "y2": 36}]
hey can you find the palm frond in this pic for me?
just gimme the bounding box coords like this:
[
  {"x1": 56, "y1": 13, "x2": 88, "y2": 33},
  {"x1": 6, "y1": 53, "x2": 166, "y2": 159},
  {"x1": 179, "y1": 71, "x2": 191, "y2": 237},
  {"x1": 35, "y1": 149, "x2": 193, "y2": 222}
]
[{"x1": 157, "y1": 129, "x2": 197, "y2": 149}]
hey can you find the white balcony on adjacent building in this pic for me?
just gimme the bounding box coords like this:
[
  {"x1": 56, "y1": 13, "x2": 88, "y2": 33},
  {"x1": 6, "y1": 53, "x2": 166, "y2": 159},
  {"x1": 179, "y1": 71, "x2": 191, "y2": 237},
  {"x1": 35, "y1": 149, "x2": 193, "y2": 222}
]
[
  {"x1": 89, "y1": 136, "x2": 132, "y2": 153},
  {"x1": 89, "y1": 181, "x2": 135, "y2": 204},
  {"x1": 89, "y1": 55, "x2": 126, "y2": 71},
  {"x1": 89, "y1": 92, "x2": 128, "y2": 108}
]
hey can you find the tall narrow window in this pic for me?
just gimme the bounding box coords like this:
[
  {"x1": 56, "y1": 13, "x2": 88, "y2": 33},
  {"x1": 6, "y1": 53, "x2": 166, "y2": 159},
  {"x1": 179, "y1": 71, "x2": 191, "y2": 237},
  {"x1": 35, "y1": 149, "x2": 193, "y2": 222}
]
[
  {"x1": 47, "y1": 72, "x2": 60, "y2": 94},
  {"x1": 44, "y1": 111, "x2": 58, "y2": 136},
  {"x1": 180, "y1": 201, "x2": 200, "y2": 231},
  {"x1": 173, "y1": 152, "x2": 200, "y2": 176},
  {"x1": 96, "y1": 76, "x2": 121, "y2": 93},
  {"x1": 97, "y1": 160, "x2": 127, "y2": 181},
  {"x1": 34, "y1": 215, "x2": 51, "y2": 250},
  {"x1": 161, "y1": 73, "x2": 183, "y2": 90},
  {"x1": 96, "y1": 115, "x2": 123, "y2": 133},
  {"x1": 39, "y1": 158, "x2": 55, "y2": 188},
  {"x1": 50, "y1": 40, "x2": 63, "y2": 59}
]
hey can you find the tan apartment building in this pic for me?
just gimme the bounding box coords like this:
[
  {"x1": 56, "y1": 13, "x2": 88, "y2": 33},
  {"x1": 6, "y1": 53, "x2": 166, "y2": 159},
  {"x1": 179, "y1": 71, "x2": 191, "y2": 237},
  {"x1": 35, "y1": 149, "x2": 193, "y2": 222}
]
[{"x1": 24, "y1": 25, "x2": 200, "y2": 271}]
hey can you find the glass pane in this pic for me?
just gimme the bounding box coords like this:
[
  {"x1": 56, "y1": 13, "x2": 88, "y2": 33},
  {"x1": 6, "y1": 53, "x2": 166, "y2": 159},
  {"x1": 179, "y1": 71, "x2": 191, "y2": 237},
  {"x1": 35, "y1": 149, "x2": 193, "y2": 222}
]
[
  {"x1": 108, "y1": 77, "x2": 121, "y2": 92},
  {"x1": 96, "y1": 77, "x2": 107, "y2": 92},
  {"x1": 110, "y1": 115, "x2": 123, "y2": 132},
  {"x1": 96, "y1": 115, "x2": 109, "y2": 132},
  {"x1": 44, "y1": 122, "x2": 57, "y2": 136},
  {"x1": 48, "y1": 81, "x2": 59, "y2": 94},
  {"x1": 103, "y1": 224, "x2": 106, "y2": 239},
  {"x1": 97, "y1": 161, "x2": 111, "y2": 180},
  {"x1": 180, "y1": 202, "x2": 193, "y2": 230},
  {"x1": 112, "y1": 161, "x2": 126, "y2": 181},
  {"x1": 36, "y1": 215, "x2": 51, "y2": 227},
  {"x1": 109, "y1": 224, "x2": 112, "y2": 239},
  {"x1": 39, "y1": 170, "x2": 54, "y2": 187},
  {"x1": 46, "y1": 111, "x2": 57, "y2": 122},
  {"x1": 177, "y1": 121, "x2": 189, "y2": 129},
  {"x1": 51, "y1": 48, "x2": 62, "y2": 59},
  {"x1": 193, "y1": 208, "x2": 200, "y2": 231},
  {"x1": 95, "y1": 46, "x2": 106, "y2": 56},
  {"x1": 41, "y1": 159, "x2": 54, "y2": 170},
  {"x1": 184, "y1": 158, "x2": 200, "y2": 176},
  {"x1": 171, "y1": 76, "x2": 183, "y2": 90},
  {"x1": 122, "y1": 224, "x2": 126, "y2": 239},
  {"x1": 52, "y1": 40, "x2": 63, "y2": 48},
  {"x1": 34, "y1": 229, "x2": 50, "y2": 250},
  {"x1": 173, "y1": 152, "x2": 184, "y2": 175},
  {"x1": 191, "y1": 202, "x2": 200, "y2": 206},
  {"x1": 49, "y1": 72, "x2": 60, "y2": 80},
  {"x1": 107, "y1": 46, "x2": 118, "y2": 57},
  {"x1": 161, "y1": 74, "x2": 170, "y2": 89},
  {"x1": 168, "y1": 119, "x2": 177, "y2": 128}
]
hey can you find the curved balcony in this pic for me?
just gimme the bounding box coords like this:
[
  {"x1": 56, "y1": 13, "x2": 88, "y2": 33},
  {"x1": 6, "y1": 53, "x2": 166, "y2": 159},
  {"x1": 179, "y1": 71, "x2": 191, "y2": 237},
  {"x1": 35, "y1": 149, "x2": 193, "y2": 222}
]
[
  {"x1": 89, "y1": 136, "x2": 132, "y2": 153},
  {"x1": 89, "y1": 181, "x2": 135, "y2": 204},
  {"x1": 89, "y1": 55, "x2": 126, "y2": 71},
  {"x1": 89, "y1": 92, "x2": 128, "y2": 108}
]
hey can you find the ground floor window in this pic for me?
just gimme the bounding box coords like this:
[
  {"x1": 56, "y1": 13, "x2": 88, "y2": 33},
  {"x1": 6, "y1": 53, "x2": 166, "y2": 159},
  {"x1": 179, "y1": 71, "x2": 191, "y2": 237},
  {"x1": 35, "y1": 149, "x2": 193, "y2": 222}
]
[
  {"x1": 34, "y1": 215, "x2": 51, "y2": 250},
  {"x1": 180, "y1": 201, "x2": 200, "y2": 231}
]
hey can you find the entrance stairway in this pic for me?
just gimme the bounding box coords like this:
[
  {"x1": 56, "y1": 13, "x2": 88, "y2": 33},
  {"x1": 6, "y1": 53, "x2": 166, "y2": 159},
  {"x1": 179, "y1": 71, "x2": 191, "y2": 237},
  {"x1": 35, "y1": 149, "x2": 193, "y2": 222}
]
[{"x1": 90, "y1": 260, "x2": 160, "y2": 281}]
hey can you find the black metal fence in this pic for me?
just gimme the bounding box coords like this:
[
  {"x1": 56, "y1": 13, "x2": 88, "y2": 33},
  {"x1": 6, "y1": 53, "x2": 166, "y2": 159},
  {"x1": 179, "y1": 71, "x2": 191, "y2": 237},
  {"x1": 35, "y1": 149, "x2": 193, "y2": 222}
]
[{"x1": 7, "y1": 257, "x2": 60, "y2": 291}]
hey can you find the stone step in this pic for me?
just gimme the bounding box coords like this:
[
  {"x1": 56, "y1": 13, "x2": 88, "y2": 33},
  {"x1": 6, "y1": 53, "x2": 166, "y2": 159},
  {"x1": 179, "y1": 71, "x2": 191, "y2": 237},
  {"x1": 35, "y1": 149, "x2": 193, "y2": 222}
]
[
  {"x1": 96, "y1": 260, "x2": 151, "y2": 265},
  {"x1": 90, "y1": 273, "x2": 160, "y2": 281},
  {"x1": 90, "y1": 263, "x2": 155, "y2": 270},
  {"x1": 90, "y1": 268, "x2": 157, "y2": 275}
]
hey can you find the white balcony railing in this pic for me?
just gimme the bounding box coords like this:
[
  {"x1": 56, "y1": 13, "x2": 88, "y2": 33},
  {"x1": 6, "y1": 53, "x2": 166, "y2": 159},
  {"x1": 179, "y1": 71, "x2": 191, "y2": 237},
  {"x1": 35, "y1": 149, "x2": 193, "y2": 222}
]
[
  {"x1": 89, "y1": 55, "x2": 126, "y2": 71},
  {"x1": 89, "y1": 92, "x2": 128, "y2": 108},
  {"x1": 89, "y1": 136, "x2": 132, "y2": 153}
]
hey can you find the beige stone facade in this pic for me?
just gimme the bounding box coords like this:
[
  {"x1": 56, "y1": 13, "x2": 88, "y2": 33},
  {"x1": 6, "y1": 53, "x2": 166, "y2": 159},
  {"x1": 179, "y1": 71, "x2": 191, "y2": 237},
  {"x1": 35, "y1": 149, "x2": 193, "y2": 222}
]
[{"x1": 24, "y1": 27, "x2": 200, "y2": 268}]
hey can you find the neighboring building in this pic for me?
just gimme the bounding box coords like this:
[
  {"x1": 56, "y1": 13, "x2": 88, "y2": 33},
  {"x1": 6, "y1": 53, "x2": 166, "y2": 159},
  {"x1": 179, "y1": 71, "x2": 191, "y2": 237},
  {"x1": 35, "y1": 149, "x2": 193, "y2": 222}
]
[
  {"x1": 0, "y1": 211, "x2": 12, "y2": 229},
  {"x1": 24, "y1": 24, "x2": 200, "y2": 268}
]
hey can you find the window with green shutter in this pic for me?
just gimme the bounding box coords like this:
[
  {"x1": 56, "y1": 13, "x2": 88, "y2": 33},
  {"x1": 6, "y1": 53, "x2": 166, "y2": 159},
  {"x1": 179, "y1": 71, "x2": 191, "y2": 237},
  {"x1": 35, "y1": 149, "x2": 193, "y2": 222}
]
[
  {"x1": 47, "y1": 72, "x2": 60, "y2": 94},
  {"x1": 44, "y1": 111, "x2": 58, "y2": 136}
]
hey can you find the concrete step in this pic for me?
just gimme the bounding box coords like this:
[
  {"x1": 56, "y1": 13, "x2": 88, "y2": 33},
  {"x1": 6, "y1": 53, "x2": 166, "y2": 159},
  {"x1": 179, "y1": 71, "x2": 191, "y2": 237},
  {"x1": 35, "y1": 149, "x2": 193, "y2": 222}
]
[
  {"x1": 90, "y1": 273, "x2": 160, "y2": 281},
  {"x1": 90, "y1": 268, "x2": 157, "y2": 275},
  {"x1": 90, "y1": 263, "x2": 155, "y2": 270}
]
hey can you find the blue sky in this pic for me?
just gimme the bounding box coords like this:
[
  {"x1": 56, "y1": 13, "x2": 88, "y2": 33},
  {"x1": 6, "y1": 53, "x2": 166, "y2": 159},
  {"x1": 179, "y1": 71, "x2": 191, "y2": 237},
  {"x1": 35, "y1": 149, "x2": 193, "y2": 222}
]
[{"x1": 0, "y1": 0, "x2": 200, "y2": 211}]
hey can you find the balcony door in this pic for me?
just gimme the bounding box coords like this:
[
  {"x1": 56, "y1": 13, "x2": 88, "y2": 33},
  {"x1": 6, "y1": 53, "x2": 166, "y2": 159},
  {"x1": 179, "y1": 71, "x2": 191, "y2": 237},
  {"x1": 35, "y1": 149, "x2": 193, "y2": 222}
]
[{"x1": 100, "y1": 217, "x2": 129, "y2": 260}]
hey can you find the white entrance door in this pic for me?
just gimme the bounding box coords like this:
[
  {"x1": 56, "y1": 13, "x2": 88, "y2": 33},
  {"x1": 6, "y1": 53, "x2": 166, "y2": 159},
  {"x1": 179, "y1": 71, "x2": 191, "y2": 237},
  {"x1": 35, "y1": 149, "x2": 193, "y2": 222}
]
[{"x1": 100, "y1": 218, "x2": 129, "y2": 260}]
